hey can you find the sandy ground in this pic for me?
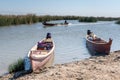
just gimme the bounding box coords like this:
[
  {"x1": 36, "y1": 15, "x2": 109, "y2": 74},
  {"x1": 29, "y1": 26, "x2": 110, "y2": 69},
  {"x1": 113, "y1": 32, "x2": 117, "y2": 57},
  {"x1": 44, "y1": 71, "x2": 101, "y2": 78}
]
[{"x1": 1, "y1": 50, "x2": 120, "y2": 80}]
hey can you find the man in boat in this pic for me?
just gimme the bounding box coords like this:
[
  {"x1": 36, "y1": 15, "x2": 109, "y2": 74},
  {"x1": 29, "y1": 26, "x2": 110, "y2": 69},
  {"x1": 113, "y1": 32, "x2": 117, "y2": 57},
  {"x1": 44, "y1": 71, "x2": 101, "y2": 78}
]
[
  {"x1": 46, "y1": 33, "x2": 51, "y2": 39},
  {"x1": 87, "y1": 30, "x2": 97, "y2": 40},
  {"x1": 37, "y1": 33, "x2": 52, "y2": 50},
  {"x1": 43, "y1": 21, "x2": 46, "y2": 24},
  {"x1": 45, "y1": 33, "x2": 52, "y2": 50},
  {"x1": 64, "y1": 20, "x2": 68, "y2": 24}
]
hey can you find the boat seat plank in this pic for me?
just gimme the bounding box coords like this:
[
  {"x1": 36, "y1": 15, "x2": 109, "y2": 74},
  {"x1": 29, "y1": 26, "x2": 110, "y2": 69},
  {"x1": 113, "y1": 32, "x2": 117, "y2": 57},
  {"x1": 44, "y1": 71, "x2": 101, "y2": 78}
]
[
  {"x1": 43, "y1": 38, "x2": 52, "y2": 42},
  {"x1": 31, "y1": 50, "x2": 48, "y2": 55}
]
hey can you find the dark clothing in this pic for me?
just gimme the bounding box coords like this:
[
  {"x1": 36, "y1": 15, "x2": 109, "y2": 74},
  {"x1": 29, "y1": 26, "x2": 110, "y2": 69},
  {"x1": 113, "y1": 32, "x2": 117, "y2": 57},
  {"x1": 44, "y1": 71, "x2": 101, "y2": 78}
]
[
  {"x1": 37, "y1": 42, "x2": 52, "y2": 50},
  {"x1": 64, "y1": 20, "x2": 68, "y2": 24},
  {"x1": 46, "y1": 33, "x2": 51, "y2": 39},
  {"x1": 87, "y1": 30, "x2": 91, "y2": 35}
]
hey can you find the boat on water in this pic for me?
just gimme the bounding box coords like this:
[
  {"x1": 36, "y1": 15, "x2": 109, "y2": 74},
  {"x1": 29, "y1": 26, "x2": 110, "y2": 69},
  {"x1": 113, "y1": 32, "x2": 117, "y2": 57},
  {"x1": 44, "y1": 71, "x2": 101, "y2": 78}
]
[
  {"x1": 42, "y1": 22, "x2": 57, "y2": 26},
  {"x1": 28, "y1": 33, "x2": 55, "y2": 72},
  {"x1": 42, "y1": 20, "x2": 69, "y2": 26},
  {"x1": 86, "y1": 30, "x2": 112, "y2": 56}
]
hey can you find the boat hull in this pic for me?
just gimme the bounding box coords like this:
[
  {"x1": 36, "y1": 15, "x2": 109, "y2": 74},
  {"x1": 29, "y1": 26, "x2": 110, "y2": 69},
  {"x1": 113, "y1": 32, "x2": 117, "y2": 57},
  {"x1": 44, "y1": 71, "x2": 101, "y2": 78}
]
[
  {"x1": 28, "y1": 38, "x2": 55, "y2": 72},
  {"x1": 86, "y1": 37, "x2": 112, "y2": 56},
  {"x1": 30, "y1": 51, "x2": 54, "y2": 72},
  {"x1": 42, "y1": 23, "x2": 57, "y2": 26},
  {"x1": 42, "y1": 22, "x2": 68, "y2": 26}
]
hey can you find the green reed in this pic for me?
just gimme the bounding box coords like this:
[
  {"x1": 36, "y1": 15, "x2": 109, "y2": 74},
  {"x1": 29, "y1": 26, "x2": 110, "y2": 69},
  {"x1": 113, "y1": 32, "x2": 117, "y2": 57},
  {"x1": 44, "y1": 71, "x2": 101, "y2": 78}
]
[{"x1": 8, "y1": 58, "x2": 24, "y2": 73}]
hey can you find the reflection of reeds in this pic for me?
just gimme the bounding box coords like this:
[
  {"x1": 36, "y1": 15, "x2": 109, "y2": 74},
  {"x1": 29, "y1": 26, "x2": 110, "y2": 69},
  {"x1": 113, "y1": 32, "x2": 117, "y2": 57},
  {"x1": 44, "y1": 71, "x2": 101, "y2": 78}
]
[{"x1": 8, "y1": 58, "x2": 24, "y2": 73}]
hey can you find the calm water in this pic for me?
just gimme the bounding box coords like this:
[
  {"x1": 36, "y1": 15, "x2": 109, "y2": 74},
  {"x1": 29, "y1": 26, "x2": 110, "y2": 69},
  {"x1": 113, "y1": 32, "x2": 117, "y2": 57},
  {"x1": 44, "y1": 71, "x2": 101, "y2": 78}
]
[{"x1": 0, "y1": 20, "x2": 120, "y2": 75}]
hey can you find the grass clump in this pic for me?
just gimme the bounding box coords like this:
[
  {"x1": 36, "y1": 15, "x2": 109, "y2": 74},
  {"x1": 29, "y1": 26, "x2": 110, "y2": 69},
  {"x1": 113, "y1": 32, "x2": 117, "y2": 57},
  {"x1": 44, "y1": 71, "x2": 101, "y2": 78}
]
[{"x1": 8, "y1": 58, "x2": 24, "y2": 73}]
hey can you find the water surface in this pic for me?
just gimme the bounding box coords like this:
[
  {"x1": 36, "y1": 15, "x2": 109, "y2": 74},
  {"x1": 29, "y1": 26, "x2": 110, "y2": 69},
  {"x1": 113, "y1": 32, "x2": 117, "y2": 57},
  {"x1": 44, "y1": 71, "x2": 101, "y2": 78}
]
[{"x1": 0, "y1": 20, "x2": 120, "y2": 75}]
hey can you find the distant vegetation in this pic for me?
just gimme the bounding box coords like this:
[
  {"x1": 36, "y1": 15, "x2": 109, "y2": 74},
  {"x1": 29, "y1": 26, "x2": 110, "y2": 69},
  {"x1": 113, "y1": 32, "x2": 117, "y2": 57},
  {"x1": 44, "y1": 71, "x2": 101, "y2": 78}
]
[
  {"x1": 0, "y1": 14, "x2": 80, "y2": 26},
  {"x1": 79, "y1": 17, "x2": 97, "y2": 22},
  {"x1": 115, "y1": 19, "x2": 120, "y2": 24},
  {"x1": 96, "y1": 17, "x2": 118, "y2": 21},
  {"x1": 0, "y1": 14, "x2": 39, "y2": 26},
  {"x1": 8, "y1": 58, "x2": 24, "y2": 73},
  {"x1": 78, "y1": 17, "x2": 119, "y2": 23},
  {"x1": 0, "y1": 14, "x2": 119, "y2": 26}
]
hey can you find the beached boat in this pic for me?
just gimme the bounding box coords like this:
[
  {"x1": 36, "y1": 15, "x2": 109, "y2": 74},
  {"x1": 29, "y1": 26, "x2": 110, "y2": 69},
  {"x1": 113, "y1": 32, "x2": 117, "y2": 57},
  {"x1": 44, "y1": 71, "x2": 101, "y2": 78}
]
[
  {"x1": 28, "y1": 33, "x2": 55, "y2": 72},
  {"x1": 86, "y1": 31, "x2": 112, "y2": 55},
  {"x1": 42, "y1": 21, "x2": 69, "y2": 26}
]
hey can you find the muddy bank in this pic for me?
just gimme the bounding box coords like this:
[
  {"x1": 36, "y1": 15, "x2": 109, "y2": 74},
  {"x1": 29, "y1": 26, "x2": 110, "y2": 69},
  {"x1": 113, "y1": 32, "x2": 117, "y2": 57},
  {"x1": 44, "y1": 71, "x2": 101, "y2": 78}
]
[{"x1": 1, "y1": 50, "x2": 120, "y2": 80}]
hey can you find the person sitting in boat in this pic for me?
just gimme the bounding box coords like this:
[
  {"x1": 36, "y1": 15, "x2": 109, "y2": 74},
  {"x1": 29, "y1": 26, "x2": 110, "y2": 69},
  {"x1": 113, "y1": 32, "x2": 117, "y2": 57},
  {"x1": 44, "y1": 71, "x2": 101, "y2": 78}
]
[
  {"x1": 64, "y1": 20, "x2": 68, "y2": 24},
  {"x1": 46, "y1": 33, "x2": 51, "y2": 39},
  {"x1": 43, "y1": 21, "x2": 46, "y2": 24},
  {"x1": 87, "y1": 30, "x2": 97, "y2": 40},
  {"x1": 37, "y1": 33, "x2": 52, "y2": 50},
  {"x1": 45, "y1": 33, "x2": 52, "y2": 43}
]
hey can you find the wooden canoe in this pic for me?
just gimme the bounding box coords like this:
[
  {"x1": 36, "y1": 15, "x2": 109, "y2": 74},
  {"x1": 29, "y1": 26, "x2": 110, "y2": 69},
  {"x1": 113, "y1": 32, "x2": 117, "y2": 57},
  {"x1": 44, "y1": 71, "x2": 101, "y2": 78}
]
[
  {"x1": 28, "y1": 38, "x2": 55, "y2": 72},
  {"x1": 42, "y1": 22, "x2": 57, "y2": 26},
  {"x1": 86, "y1": 35, "x2": 112, "y2": 56},
  {"x1": 42, "y1": 22, "x2": 68, "y2": 26}
]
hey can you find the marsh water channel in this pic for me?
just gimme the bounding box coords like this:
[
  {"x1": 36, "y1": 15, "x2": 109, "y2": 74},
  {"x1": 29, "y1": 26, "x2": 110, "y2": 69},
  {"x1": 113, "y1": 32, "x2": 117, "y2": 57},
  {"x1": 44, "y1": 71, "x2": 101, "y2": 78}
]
[{"x1": 0, "y1": 20, "x2": 120, "y2": 75}]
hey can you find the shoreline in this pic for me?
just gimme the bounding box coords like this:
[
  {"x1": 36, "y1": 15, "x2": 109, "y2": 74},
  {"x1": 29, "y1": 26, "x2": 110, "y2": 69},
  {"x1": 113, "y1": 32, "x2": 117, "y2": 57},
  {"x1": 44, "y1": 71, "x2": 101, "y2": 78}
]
[{"x1": 1, "y1": 50, "x2": 120, "y2": 80}]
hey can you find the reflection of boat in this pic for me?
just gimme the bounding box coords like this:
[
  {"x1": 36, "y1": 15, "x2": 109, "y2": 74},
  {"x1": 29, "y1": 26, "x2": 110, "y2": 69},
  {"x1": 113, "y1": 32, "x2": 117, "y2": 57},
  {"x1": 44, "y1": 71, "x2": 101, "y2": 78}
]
[
  {"x1": 42, "y1": 21, "x2": 69, "y2": 26},
  {"x1": 86, "y1": 32, "x2": 112, "y2": 56},
  {"x1": 28, "y1": 33, "x2": 55, "y2": 72}
]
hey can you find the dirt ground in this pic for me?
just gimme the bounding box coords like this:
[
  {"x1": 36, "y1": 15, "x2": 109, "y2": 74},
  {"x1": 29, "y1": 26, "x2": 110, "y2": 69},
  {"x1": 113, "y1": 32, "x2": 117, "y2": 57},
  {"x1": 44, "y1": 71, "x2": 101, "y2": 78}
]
[{"x1": 1, "y1": 50, "x2": 120, "y2": 80}]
